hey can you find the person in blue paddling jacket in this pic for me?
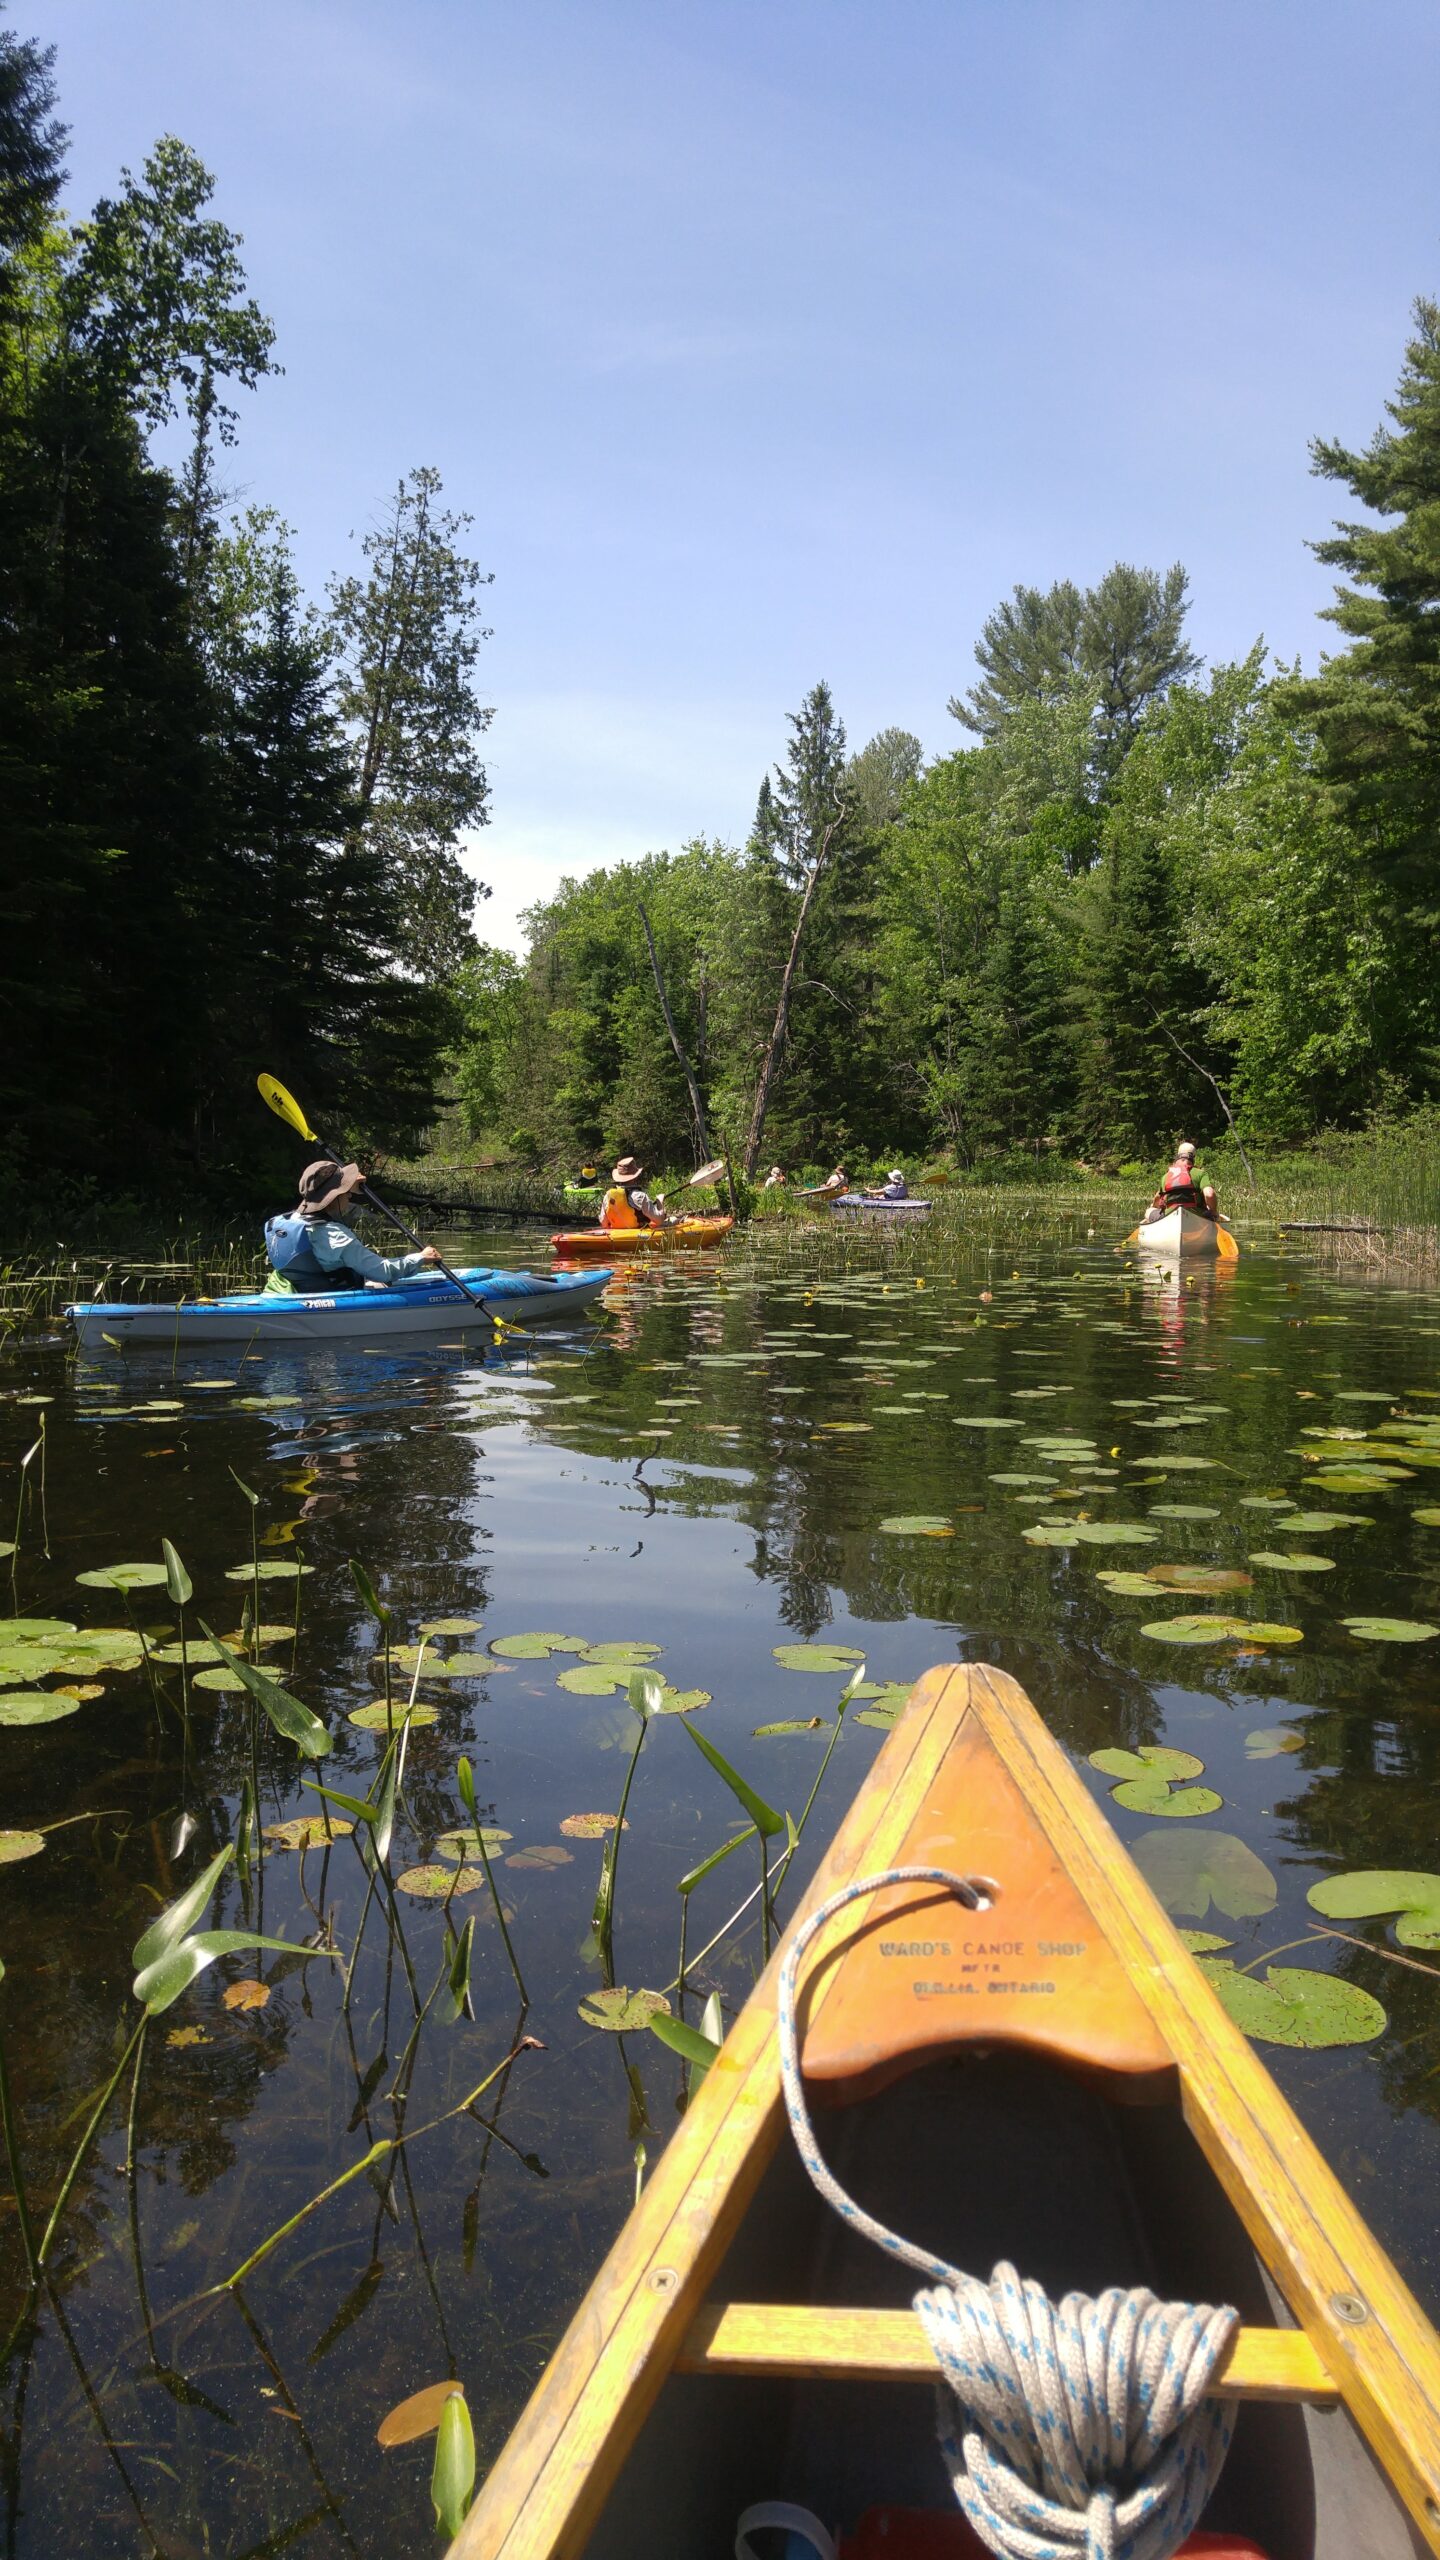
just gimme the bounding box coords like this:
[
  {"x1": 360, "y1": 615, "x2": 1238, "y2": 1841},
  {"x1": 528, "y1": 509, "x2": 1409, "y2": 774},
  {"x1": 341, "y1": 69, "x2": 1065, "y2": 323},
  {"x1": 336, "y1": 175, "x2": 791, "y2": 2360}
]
[{"x1": 264, "y1": 1159, "x2": 443, "y2": 1293}]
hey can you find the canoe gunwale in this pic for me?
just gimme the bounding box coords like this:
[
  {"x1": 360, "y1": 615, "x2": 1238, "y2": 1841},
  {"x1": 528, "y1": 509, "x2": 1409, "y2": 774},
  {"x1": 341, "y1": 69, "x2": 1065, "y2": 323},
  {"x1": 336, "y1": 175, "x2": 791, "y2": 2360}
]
[{"x1": 447, "y1": 1665, "x2": 1440, "y2": 2560}]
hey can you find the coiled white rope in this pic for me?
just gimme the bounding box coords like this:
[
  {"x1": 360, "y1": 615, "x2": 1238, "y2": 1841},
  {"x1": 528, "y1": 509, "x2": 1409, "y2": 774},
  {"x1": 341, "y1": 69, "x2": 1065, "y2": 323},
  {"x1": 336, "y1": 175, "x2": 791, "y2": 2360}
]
[{"x1": 777, "y1": 1869, "x2": 1240, "y2": 2560}]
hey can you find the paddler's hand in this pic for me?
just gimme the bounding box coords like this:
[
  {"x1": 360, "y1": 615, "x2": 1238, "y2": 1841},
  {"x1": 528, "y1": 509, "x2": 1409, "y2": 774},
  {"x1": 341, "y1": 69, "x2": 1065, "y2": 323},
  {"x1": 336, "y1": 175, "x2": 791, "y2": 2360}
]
[{"x1": 418, "y1": 1245, "x2": 442, "y2": 1265}]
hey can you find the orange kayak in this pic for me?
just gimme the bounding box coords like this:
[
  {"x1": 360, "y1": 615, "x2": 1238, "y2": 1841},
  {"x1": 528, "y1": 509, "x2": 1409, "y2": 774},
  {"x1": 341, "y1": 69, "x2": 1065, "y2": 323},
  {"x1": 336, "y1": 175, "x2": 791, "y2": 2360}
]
[{"x1": 550, "y1": 1215, "x2": 734, "y2": 1258}]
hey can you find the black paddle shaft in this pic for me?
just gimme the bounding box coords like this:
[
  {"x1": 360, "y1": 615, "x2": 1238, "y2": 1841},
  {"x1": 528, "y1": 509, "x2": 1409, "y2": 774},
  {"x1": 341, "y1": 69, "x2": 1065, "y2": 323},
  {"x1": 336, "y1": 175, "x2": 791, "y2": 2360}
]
[{"x1": 304, "y1": 1125, "x2": 489, "y2": 1313}]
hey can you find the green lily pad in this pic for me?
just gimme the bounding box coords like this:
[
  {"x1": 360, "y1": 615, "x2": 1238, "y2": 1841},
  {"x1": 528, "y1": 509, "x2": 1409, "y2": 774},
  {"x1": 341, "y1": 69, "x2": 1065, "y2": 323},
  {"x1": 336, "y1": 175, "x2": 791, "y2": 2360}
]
[
  {"x1": 1341, "y1": 1616, "x2": 1438, "y2": 1643},
  {"x1": 348, "y1": 1700, "x2": 441, "y2": 1730},
  {"x1": 417, "y1": 1617, "x2": 484, "y2": 1637},
  {"x1": 1178, "y1": 1929, "x2": 1232, "y2": 1953},
  {"x1": 1308, "y1": 1473, "x2": 1392, "y2": 1495},
  {"x1": 1132, "y1": 1828, "x2": 1278, "y2": 1920},
  {"x1": 1138, "y1": 1614, "x2": 1251, "y2": 1645},
  {"x1": 557, "y1": 1664, "x2": 632, "y2": 1695},
  {"x1": 223, "y1": 1561, "x2": 314, "y2": 1580},
  {"x1": 1112, "y1": 1779, "x2": 1223, "y2": 1818},
  {"x1": 1096, "y1": 1571, "x2": 1165, "y2": 1596},
  {"x1": 1071, "y1": 1522, "x2": 1159, "y2": 1547},
  {"x1": 488, "y1": 1632, "x2": 589, "y2": 1659},
  {"x1": 0, "y1": 1692, "x2": 82, "y2": 1724},
  {"x1": 434, "y1": 1829, "x2": 511, "y2": 1861},
  {"x1": 1090, "y1": 1746, "x2": 1204, "y2": 1782},
  {"x1": 877, "y1": 1516, "x2": 954, "y2": 1537},
  {"x1": 577, "y1": 1986, "x2": 671, "y2": 2033},
  {"x1": 1248, "y1": 1552, "x2": 1335, "y2": 1574},
  {"x1": 192, "y1": 1668, "x2": 247, "y2": 1692},
  {"x1": 1146, "y1": 1564, "x2": 1253, "y2": 1592},
  {"x1": 1124, "y1": 1455, "x2": 1218, "y2": 1471},
  {"x1": 952, "y1": 1416, "x2": 1023, "y2": 1429},
  {"x1": 1306, "y1": 1870, "x2": 1440, "y2": 1949},
  {"x1": 1238, "y1": 1496, "x2": 1297, "y2": 1511},
  {"x1": 265, "y1": 1816, "x2": 354, "y2": 1851},
  {"x1": 578, "y1": 1640, "x2": 664, "y2": 1664},
  {"x1": 1278, "y1": 1512, "x2": 1370, "y2": 1533},
  {"x1": 989, "y1": 1473, "x2": 1059, "y2": 1487},
  {"x1": 1245, "y1": 1727, "x2": 1305, "y2": 1759},
  {"x1": 754, "y1": 1717, "x2": 830, "y2": 1736},
  {"x1": 651, "y1": 1685, "x2": 712, "y2": 1714},
  {"x1": 855, "y1": 1704, "x2": 903, "y2": 1729},
  {"x1": 75, "y1": 1562, "x2": 168, "y2": 1591},
  {"x1": 773, "y1": 1644, "x2": 865, "y2": 1673},
  {"x1": 1148, "y1": 1505, "x2": 1221, "y2": 1521},
  {"x1": 1022, "y1": 1521, "x2": 1084, "y2": 1547},
  {"x1": 0, "y1": 1830, "x2": 45, "y2": 1863},
  {"x1": 1241, "y1": 1622, "x2": 1307, "y2": 1646},
  {"x1": 0, "y1": 1619, "x2": 77, "y2": 1640},
  {"x1": 145, "y1": 1639, "x2": 228, "y2": 1664},
  {"x1": 397, "y1": 1864, "x2": 489, "y2": 1898},
  {"x1": 1413, "y1": 1508, "x2": 1440, "y2": 1526},
  {"x1": 1196, "y1": 1959, "x2": 1385, "y2": 2050}
]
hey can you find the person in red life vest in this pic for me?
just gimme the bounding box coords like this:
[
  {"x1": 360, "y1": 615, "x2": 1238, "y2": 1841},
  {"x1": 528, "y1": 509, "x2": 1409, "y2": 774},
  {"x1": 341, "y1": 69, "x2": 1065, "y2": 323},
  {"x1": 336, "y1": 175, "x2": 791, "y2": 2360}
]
[
  {"x1": 1143, "y1": 1139, "x2": 1219, "y2": 1224},
  {"x1": 598, "y1": 1155, "x2": 668, "y2": 1231}
]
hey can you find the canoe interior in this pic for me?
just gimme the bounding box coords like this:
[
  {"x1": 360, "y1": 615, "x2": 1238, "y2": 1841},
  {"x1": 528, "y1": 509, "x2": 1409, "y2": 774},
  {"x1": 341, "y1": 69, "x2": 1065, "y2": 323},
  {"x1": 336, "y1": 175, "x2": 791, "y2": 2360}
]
[{"x1": 579, "y1": 2052, "x2": 1424, "y2": 2560}]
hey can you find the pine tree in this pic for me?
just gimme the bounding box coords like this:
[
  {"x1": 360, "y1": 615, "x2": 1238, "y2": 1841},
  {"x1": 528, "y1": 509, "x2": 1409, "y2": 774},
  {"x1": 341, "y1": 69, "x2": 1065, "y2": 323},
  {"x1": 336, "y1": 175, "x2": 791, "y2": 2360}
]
[
  {"x1": 951, "y1": 563, "x2": 1200, "y2": 782},
  {"x1": 1282, "y1": 297, "x2": 1440, "y2": 959}
]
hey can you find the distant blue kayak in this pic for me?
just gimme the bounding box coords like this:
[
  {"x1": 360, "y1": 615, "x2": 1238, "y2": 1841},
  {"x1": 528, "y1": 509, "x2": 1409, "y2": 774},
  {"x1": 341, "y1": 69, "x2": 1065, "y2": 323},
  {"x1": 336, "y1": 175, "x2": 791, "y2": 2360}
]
[
  {"x1": 828, "y1": 1194, "x2": 933, "y2": 1217},
  {"x1": 67, "y1": 1264, "x2": 612, "y2": 1346}
]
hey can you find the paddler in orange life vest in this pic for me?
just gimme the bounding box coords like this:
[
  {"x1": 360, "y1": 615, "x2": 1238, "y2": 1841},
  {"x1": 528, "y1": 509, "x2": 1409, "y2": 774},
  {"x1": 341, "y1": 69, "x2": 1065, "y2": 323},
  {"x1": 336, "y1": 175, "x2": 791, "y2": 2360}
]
[
  {"x1": 1143, "y1": 1140, "x2": 1219, "y2": 1225},
  {"x1": 599, "y1": 1155, "x2": 670, "y2": 1231}
]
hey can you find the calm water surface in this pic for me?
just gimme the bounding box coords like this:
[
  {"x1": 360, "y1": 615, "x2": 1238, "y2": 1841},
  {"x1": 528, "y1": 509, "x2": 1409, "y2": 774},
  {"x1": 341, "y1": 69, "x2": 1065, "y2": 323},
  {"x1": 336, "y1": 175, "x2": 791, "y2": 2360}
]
[{"x1": 2, "y1": 1223, "x2": 1438, "y2": 2555}]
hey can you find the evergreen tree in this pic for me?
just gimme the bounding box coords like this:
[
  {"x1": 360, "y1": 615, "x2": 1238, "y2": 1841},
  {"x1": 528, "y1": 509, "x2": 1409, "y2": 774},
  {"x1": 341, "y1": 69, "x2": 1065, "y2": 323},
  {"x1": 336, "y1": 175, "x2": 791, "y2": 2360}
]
[
  {"x1": 1077, "y1": 792, "x2": 1215, "y2": 1154},
  {"x1": 951, "y1": 562, "x2": 1199, "y2": 781},
  {"x1": 327, "y1": 466, "x2": 494, "y2": 981},
  {"x1": 1281, "y1": 297, "x2": 1440, "y2": 1055},
  {"x1": 0, "y1": 17, "x2": 66, "y2": 312}
]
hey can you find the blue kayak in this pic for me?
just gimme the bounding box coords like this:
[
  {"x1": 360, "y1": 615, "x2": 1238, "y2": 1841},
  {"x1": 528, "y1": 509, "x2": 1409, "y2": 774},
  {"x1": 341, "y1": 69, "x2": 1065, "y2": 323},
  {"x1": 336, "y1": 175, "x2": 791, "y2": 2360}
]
[{"x1": 67, "y1": 1264, "x2": 612, "y2": 1346}]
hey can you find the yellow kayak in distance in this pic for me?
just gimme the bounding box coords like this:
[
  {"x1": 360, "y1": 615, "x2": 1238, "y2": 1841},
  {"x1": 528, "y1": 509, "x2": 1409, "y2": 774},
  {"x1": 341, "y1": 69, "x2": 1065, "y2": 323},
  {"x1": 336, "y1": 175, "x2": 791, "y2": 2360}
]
[
  {"x1": 450, "y1": 1664, "x2": 1440, "y2": 2560},
  {"x1": 550, "y1": 1215, "x2": 735, "y2": 1258}
]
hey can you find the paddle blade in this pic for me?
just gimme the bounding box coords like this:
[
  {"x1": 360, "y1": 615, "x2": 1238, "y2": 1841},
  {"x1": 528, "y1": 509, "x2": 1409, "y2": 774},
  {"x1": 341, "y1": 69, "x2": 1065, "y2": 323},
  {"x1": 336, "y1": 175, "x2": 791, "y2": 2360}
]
[
  {"x1": 688, "y1": 1159, "x2": 727, "y2": 1189},
  {"x1": 1122, "y1": 1228, "x2": 1142, "y2": 1249},
  {"x1": 1216, "y1": 1224, "x2": 1240, "y2": 1260},
  {"x1": 257, "y1": 1073, "x2": 317, "y2": 1144}
]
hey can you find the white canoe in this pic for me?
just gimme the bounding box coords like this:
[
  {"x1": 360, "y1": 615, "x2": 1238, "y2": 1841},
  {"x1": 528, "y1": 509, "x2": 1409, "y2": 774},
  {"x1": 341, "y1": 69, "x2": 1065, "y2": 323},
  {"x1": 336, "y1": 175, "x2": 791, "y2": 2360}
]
[
  {"x1": 829, "y1": 1196, "x2": 933, "y2": 1219},
  {"x1": 66, "y1": 1264, "x2": 611, "y2": 1346},
  {"x1": 1128, "y1": 1206, "x2": 1237, "y2": 1259}
]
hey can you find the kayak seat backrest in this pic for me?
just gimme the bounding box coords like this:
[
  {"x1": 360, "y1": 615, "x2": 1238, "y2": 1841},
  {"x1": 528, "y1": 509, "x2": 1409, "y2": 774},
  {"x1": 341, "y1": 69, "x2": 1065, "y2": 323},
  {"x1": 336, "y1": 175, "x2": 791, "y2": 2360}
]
[
  {"x1": 800, "y1": 1709, "x2": 1175, "y2": 2105},
  {"x1": 839, "y1": 2519, "x2": 1271, "y2": 2559}
]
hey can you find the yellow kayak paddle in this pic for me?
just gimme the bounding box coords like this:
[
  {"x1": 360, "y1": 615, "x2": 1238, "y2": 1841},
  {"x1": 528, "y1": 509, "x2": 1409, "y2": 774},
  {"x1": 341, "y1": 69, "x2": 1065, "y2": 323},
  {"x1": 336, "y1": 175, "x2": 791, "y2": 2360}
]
[{"x1": 257, "y1": 1073, "x2": 489, "y2": 1314}]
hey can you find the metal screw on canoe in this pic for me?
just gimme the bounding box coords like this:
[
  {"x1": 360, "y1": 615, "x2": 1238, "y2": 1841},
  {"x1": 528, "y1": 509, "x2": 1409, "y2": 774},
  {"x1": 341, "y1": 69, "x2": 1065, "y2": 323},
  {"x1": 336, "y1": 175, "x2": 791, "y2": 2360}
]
[
  {"x1": 648, "y1": 2267, "x2": 678, "y2": 2294},
  {"x1": 1331, "y1": 2291, "x2": 1368, "y2": 2324}
]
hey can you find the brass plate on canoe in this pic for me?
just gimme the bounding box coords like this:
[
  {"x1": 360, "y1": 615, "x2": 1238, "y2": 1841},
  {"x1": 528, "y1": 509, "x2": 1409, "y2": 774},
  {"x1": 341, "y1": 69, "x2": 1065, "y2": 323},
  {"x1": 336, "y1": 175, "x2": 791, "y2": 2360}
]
[{"x1": 801, "y1": 1707, "x2": 1174, "y2": 2099}]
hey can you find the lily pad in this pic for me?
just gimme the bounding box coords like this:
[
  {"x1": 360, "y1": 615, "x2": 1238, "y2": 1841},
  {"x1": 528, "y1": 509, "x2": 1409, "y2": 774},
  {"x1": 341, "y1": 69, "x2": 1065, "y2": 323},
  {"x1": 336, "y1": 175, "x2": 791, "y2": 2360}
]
[
  {"x1": 1112, "y1": 1779, "x2": 1223, "y2": 1818},
  {"x1": 1071, "y1": 1522, "x2": 1159, "y2": 1547},
  {"x1": 754, "y1": 1716, "x2": 830, "y2": 1736},
  {"x1": 265, "y1": 1817, "x2": 353, "y2": 1851},
  {"x1": 488, "y1": 1632, "x2": 589, "y2": 1659},
  {"x1": 223, "y1": 1561, "x2": 314, "y2": 1580},
  {"x1": 397, "y1": 1864, "x2": 488, "y2": 1898},
  {"x1": 74, "y1": 1562, "x2": 169, "y2": 1591},
  {"x1": 953, "y1": 1416, "x2": 1023, "y2": 1429},
  {"x1": 651, "y1": 1685, "x2": 711, "y2": 1715},
  {"x1": 1090, "y1": 1746, "x2": 1205, "y2": 1782},
  {"x1": 1413, "y1": 1508, "x2": 1440, "y2": 1526},
  {"x1": 1138, "y1": 1614, "x2": 1251, "y2": 1646},
  {"x1": 1197, "y1": 1959, "x2": 1385, "y2": 2050},
  {"x1": 434, "y1": 1828, "x2": 511, "y2": 1861},
  {"x1": 577, "y1": 1641, "x2": 663, "y2": 1664},
  {"x1": 0, "y1": 1692, "x2": 82, "y2": 1724},
  {"x1": 348, "y1": 1700, "x2": 441, "y2": 1730},
  {"x1": 145, "y1": 1638, "x2": 228, "y2": 1664},
  {"x1": 1132, "y1": 1828, "x2": 1278, "y2": 1920},
  {"x1": 1308, "y1": 1472, "x2": 1391, "y2": 1495},
  {"x1": 1341, "y1": 1616, "x2": 1438, "y2": 1644},
  {"x1": 1248, "y1": 1552, "x2": 1335, "y2": 1574},
  {"x1": 1306, "y1": 1870, "x2": 1440, "y2": 1950},
  {"x1": 1178, "y1": 1929, "x2": 1232, "y2": 1953},
  {"x1": 1095, "y1": 1571, "x2": 1165, "y2": 1596},
  {"x1": 851, "y1": 1680, "x2": 911, "y2": 1712},
  {"x1": 773, "y1": 1644, "x2": 865, "y2": 1674},
  {"x1": 577, "y1": 1986, "x2": 671, "y2": 2033},
  {"x1": 417, "y1": 1616, "x2": 484, "y2": 1637},
  {"x1": 504, "y1": 1843, "x2": 573, "y2": 1870},
  {"x1": 877, "y1": 1516, "x2": 954, "y2": 1537},
  {"x1": 192, "y1": 1668, "x2": 247, "y2": 1692},
  {"x1": 1146, "y1": 1565, "x2": 1253, "y2": 1593},
  {"x1": 1022, "y1": 1521, "x2": 1083, "y2": 1548},
  {"x1": 1245, "y1": 1727, "x2": 1305, "y2": 1759},
  {"x1": 0, "y1": 1831, "x2": 45, "y2": 1864},
  {"x1": 557, "y1": 1664, "x2": 633, "y2": 1695},
  {"x1": 1279, "y1": 1512, "x2": 1370, "y2": 1533},
  {"x1": 1148, "y1": 1505, "x2": 1221, "y2": 1521},
  {"x1": 0, "y1": 1618, "x2": 76, "y2": 1640},
  {"x1": 222, "y1": 1979, "x2": 271, "y2": 2012},
  {"x1": 559, "y1": 1812, "x2": 627, "y2": 1838}
]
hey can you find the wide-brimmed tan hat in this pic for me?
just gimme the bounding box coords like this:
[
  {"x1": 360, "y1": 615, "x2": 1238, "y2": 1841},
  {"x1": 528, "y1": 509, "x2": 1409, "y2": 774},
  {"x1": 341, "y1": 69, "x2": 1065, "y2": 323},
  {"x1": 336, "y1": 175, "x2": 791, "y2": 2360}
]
[
  {"x1": 298, "y1": 1158, "x2": 364, "y2": 1214},
  {"x1": 611, "y1": 1155, "x2": 644, "y2": 1183}
]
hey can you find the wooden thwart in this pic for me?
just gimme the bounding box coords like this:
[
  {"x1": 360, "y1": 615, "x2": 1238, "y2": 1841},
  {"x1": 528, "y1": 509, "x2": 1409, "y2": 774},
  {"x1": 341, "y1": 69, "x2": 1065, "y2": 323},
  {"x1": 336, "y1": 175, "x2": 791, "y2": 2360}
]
[{"x1": 679, "y1": 2304, "x2": 1336, "y2": 2403}]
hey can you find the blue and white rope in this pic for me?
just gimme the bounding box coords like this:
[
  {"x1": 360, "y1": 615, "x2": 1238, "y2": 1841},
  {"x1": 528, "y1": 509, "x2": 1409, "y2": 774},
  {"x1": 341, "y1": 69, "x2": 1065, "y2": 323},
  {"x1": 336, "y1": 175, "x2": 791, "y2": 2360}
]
[{"x1": 777, "y1": 1870, "x2": 1239, "y2": 2560}]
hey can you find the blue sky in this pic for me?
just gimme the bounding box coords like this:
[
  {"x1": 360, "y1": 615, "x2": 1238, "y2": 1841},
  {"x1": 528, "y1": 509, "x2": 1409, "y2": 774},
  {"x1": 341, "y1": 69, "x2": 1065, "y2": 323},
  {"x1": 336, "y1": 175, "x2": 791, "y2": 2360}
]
[{"x1": 31, "y1": 0, "x2": 1440, "y2": 946}]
